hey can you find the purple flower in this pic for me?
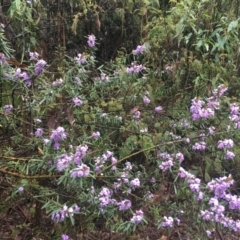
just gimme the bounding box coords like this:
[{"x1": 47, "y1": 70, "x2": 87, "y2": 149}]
[
  {"x1": 130, "y1": 210, "x2": 144, "y2": 224},
  {"x1": 52, "y1": 78, "x2": 63, "y2": 86},
  {"x1": 133, "y1": 44, "x2": 146, "y2": 55},
  {"x1": 143, "y1": 96, "x2": 150, "y2": 105},
  {"x1": 207, "y1": 97, "x2": 220, "y2": 109},
  {"x1": 155, "y1": 106, "x2": 163, "y2": 113},
  {"x1": 98, "y1": 187, "x2": 115, "y2": 208},
  {"x1": 126, "y1": 62, "x2": 146, "y2": 74},
  {"x1": 206, "y1": 230, "x2": 212, "y2": 237},
  {"x1": 34, "y1": 59, "x2": 47, "y2": 76},
  {"x1": 18, "y1": 186, "x2": 24, "y2": 192},
  {"x1": 133, "y1": 111, "x2": 141, "y2": 119},
  {"x1": 208, "y1": 126, "x2": 215, "y2": 135},
  {"x1": 72, "y1": 97, "x2": 83, "y2": 107},
  {"x1": 225, "y1": 150, "x2": 235, "y2": 160},
  {"x1": 100, "y1": 73, "x2": 109, "y2": 82},
  {"x1": 0, "y1": 53, "x2": 6, "y2": 64},
  {"x1": 75, "y1": 53, "x2": 86, "y2": 64},
  {"x1": 161, "y1": 216, "x2": 174, "y2": 227},
  {"x1": 92, "y1": 131, "x2": 100, "y2": 139},
  {"x1": 230, "y1": 103, "x2": 239, "y2": 115},
  {"x1": 217, "y1": 139, "x2": 234, "y2": 149},
  {"x1": 101, "y1": 113, "x2": 108, "y2": 119},
  {"x1": 34, "y1": 118, "x2": 42, "y2": 124},
  {"x1": 87, "y1": 34, "x2": 96, "y2": 47},
  {"x1": 20, "y1": 71, "x2": 32, "y2": 86},
  {"x1": 130, "y1": 178, "x2": 140, "y2": 188},
  {"x1": 118, "y1": 199, "x2": 132, "y2": 211},
  {"x1": 175, "y1": 152, "x2": 184, "y2": 162},
  {"x1": 192, "y1": 141, "x2": 206, "y2": 151},
  {"x1": 29, "y1": 52, "x2": 39, "y2": 61},
  {"x1": 35, "y1": 128, "x2": 44, "y2": 137},
  {"x1": 70, "y1": 163, "x2": 90, "y2": 178},
  {"x1": 207, "y1": 175, "x2": 234, "y2": 198},
  {"x1": 56, "y1": 154, "x2": 72, "y2": 172},
  {"x1": 213, "y1": 84, "x2": 228, "y2": 97},
  {"x1": 3, "y1": 104, "x2": 13, "y2": 115},
  {"x1": 159, "y1": 159, "x2": 174, "y2": 172},
  {"x1": 75, "y1": 77, "x2": 81, "y2": 85},
  {"x1": 61, "y1": 234, "x2": 69, "y2": 240},
  {"x1": 52, "y1": 204, "x2": 79, "y2": 223},
  {"x1": 74, "y1": 145, "x2": 88, "y2": 164},
  {"x1": 50, "y1": 126, "x2": 67, "y2": 150},
  {"x1": 124, "y1": 162, "x2": 132, "y2": 171}
]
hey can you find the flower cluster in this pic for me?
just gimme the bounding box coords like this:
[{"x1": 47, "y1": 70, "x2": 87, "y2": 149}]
[
  {"x1": 178, "y1": 167, "x2": 203, "y2": 200},
  {"x1": 51, "y1": 204, "x2": 80, "y2": 222},
  {"x1": 130, "y1": 210, "x2": 144, "y2": 224},
  {"x1": 192, "y1": 141, "x2": 206, "y2": 151},
  {"x1": 70, "y1": 164, "x2": 90, "y2": 178},
  {"x1": 126, "y1": 62, "x2": 146, "y2": 74},
  {"x1": 118, "y1": 199, "x2": 132, "y2": 211},
  {"x1": 34, "y1": 59, "x2": 47, "y2": 76},
  {"x1": 94, "y1": 150, "x2": 114, "y2": 172},
  {"x1": 3, "y1": 104, "x2": 13, "y2": 115},
  {"x1": 52, "y1": 78, "x2": 63, "y2": 87},
  {"x1": 50, "y1": 126, "x2": 67, "y2": 150},
  {"x1": 35, "y1": 128, "x2": 44, "y2": 137},
  {"x1": 133, "y1": 44, "x2": 146, "y2": 55},
  {"x1": 74, "y1": 145, "x2": 88, "y2": 165},
  {"x1": 92, "y1": 131, "x2": 100, "y2": 139},
  {"x1": 229, "y1": 102, "x2": 240, "y2": 128},
  {"x1": 98, "y1": 187, "x2": 116, "y2": 208},
  {"x1": 158, "y1": 152, "x2": 184, "y2": 172},
  {"x1": 143, "y1": 96, "x2": 150, "y2": 105},
  {"x1": 72, "y1": 97, "x2": 83, "y2": 107},
  {"x1": 29, "y1": 51, "x2": 39, "y2": 61},
  {"x1": 87, "y1": 34, "x2": 96, "y2": 48},
  {"x1": 75, "y1": 53, "x2": 86, "y2": 64}
]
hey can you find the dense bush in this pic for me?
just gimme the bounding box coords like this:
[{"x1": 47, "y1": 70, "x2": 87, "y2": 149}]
[{"x1": 1, "y1": 0, "x2": 240, "y2": 239}]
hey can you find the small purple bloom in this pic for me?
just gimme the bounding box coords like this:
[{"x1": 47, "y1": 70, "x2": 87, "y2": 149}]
[
  {"x1": 118, "y1": 199, "x2": 132, "y2": 211},
  {"x1": 50, "y1": 126, "x2": 67, "y2": 150},
  {"x1": 130, "y1": 178, "x2": 140, "y2": 188},
  {"x1": 133, "y1": 44, "x2": 146, "y2": 55},
  {"x1": 130, "y1": 210, "x2": 144, "y2": 224},
  {"x1": 0, "y1": 53, "x2": 6, "y2": 64},
  {"x1": 70, "y1": 164, "x2": 90, "y2": 178},
  {"x1": 192, "y1": 142, "x2": 206, "y2": 151},
  {"x1": 155, "y1": 106, "x2": 163, "y2": 113},
  {"x1": 3, "y1": 104, "x2": 13, "y2": 115},
  {"x1": 92, "y1": 131, "x2": 100, "y2": 139},
  {"x1": 217, "y1": 139, "x2": 234, "y2": 149},
  {"x1": 35, "y1": 128, "x2": 44, "y2": 137},
  {"x1": 143, "y1": 96, "x2": 150, "y2": 105},
  {"x1": 133, "y1": 110, "x2": 141, "y2": 119},
  {"x1": 225, "y1": 150, "x2": 235, "y2": 160},
  {"x1": 72, "y1": 97, "x2": 83, "y2": 107},
  {"x1": 75, "y1": 53, "x2": 86, "y2": 64},
  {"x1": 56, "y1": 154, "x2": 72, "y2": 172},
  {"x1": 87, "y1": 34, "x2": 96, "y2": 47},
  {"x1": 61, "y1": 234, "x2": 69, "y2": 240},
  {"x1": 159, "y1": 159, "x2": 174, "y2": 172},
  {"x1": 29, "y1": 52, "x2": 39, "y2": 61},
  {"x1": 161, "y1": 216, "x2": 174, "y2": 227},
  {"x1": 52, "y1": 78, "x2": 63, "y2": 86},
  {"x1": 18, "y1": 186, "x2": 24, "y2": 192},
  {"x1": 34, "y1": 59, "x2": 47, "y2": 76}
]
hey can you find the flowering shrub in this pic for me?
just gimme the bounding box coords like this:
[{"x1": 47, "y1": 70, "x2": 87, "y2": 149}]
[{"x1": 1, "y1": 18, "x2": 240, "y2": 239}]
